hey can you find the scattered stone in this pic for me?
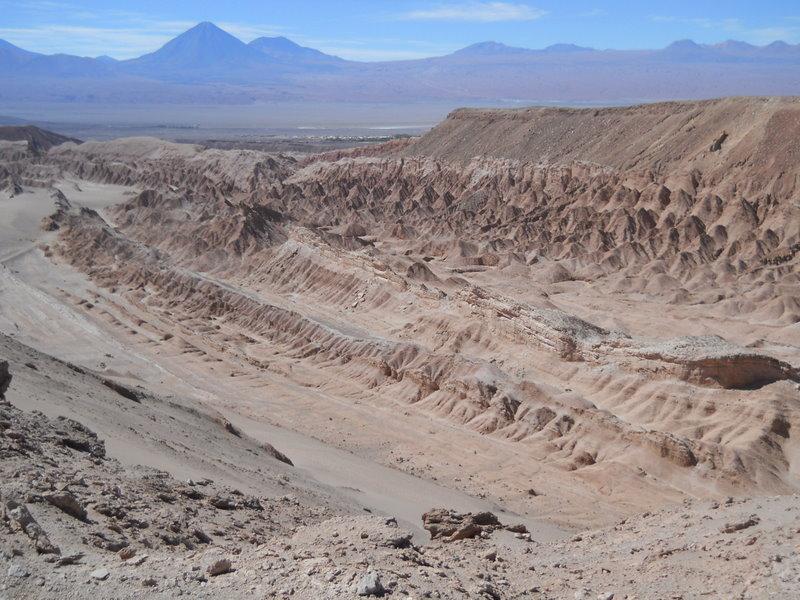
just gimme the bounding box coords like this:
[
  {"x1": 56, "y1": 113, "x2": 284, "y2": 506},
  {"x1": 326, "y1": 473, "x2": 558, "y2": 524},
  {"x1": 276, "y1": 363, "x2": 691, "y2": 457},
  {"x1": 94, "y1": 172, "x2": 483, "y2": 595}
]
[
  {"x1": 44, "y1": 491, "x2": 88, "y2": 521},
  {"x1": 90, "y1": 568, "x2": 110, "y2": 581},
  {"x1": 209, "y1": 496, "x2": 237, "y2": 510},
  {"x1": 119, "y1": 547, "x2": 136, "y2": 560},
  {"x1": 721, "y1": 515, "x2": 760, "y2": 534},
  {"x1": 56, "y1": 553, "x2": 85, "y2": 566},
  {"x1": 126, "y1": 554, "x2": 148, "y2": 566},
  {"x1": 422, "y1": 508, "x2": 503, "y2": 540},
  {"x1": 193, "y1": 528, "x2": 212, "y2": 544},
  {"x1": 355, "y1": 570, "x2": 384, "y2": 597},
  {"x1": 475, "y1": 582, "x2": 501, "y2": 599},
  {"x1": 7, "y1": 563, "x2": 29, "y2": 578},
  {"x1": 206, "y1": 557, "x2": 233, "y2": 577},
  {"x1": 384, "y1": 532, "x2": 413, "y2": 549},
  {"x1": 4, "y1": 500, "x2": 59, "y2": 554}
]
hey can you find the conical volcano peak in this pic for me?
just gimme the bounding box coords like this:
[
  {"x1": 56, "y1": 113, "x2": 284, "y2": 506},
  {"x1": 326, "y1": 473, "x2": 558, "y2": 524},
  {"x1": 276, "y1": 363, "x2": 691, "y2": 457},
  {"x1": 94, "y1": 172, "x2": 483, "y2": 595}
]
[{"x1": 125, "y1": 21, "x2": 265, "y2": 72}]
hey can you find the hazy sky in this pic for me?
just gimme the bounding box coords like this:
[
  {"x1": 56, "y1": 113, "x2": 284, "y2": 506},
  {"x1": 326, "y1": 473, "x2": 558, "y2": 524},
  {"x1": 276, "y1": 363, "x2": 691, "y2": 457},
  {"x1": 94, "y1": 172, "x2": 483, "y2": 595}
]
[{"x1": 2, "y1": 1, "x2": 799, "y2": 60}]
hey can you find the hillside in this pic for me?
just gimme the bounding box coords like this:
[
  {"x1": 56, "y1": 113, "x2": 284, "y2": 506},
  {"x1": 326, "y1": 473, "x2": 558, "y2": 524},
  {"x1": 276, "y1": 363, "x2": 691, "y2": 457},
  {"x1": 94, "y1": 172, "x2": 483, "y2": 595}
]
[
  {"x1": 0, "y1": 125, "x2": 80, "y2": 153},
  {"x1": 405, "y1": 96, "x2": 800, "y2": 197}
]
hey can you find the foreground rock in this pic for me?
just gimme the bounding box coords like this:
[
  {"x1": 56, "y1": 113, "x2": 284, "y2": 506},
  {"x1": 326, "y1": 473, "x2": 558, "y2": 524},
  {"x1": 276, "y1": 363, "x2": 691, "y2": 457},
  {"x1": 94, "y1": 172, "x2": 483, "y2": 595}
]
[
  {"x1": 206, "y1": 557, "x2": 233, "y2": 577},
  {"x1": 355, "y1": 571, "x2": 384, "y2": 596},
  {"x1": 43, "y1": 491, "x2": 87, "y2": 521},
  {"x1": 422, "y1": 508, "x2": 519, "y2": 541},
  {"x1": 0, "y1": 358, "x2": 798, "y2": 598}
]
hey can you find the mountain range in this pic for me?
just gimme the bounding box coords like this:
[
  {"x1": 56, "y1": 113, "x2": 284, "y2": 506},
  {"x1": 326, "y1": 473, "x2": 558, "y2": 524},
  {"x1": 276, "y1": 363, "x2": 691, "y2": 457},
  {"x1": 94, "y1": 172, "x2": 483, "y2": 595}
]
[{"x1": 2, "y1": 21, "x2": 800, "y2": 104}]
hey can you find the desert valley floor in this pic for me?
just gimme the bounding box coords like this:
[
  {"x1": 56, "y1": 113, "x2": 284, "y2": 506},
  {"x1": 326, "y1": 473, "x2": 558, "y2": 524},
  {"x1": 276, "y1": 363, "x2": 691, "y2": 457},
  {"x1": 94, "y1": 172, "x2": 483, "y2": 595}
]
[{"x1": 0, "y1": 97, "x2": 799, "y2": 599}]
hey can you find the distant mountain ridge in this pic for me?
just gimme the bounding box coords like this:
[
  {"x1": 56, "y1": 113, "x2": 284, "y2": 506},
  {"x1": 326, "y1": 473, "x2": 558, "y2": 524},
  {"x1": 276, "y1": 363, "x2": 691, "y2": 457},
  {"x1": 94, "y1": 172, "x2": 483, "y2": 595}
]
[
  {"x1": 0, "y1": 125, "x2": 80, "y2": 153},
  {"x1": 248, "y1": 35, "x2": 343, "y2": 63},
  {"x1": 1, "y1": 21, "x2": 799, "y2": 104}
]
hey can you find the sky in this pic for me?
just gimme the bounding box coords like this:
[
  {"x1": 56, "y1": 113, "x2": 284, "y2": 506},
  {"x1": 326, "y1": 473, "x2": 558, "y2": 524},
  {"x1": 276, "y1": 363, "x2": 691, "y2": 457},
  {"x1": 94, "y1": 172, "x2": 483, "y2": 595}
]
[{"x1": 1, "y1": 1, "x2": 800, "y2": 61}]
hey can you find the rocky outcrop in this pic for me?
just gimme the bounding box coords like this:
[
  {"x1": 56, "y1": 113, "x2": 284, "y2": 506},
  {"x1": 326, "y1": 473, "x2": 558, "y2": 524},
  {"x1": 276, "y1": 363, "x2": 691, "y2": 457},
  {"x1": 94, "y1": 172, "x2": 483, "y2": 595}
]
[
  {"x1": 422, "y1": 509, "x2": 502, "y2": 540},
  {"x1": 0, "y1": 360, "x2": 10, "y2": 400},
  {"x1": 630, "y1": 337, "x2": 799, "y2": 389}
]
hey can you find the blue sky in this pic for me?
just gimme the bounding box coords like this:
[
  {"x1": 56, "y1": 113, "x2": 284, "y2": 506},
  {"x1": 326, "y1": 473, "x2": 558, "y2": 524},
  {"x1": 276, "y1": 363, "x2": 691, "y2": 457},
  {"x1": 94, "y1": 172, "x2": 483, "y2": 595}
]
[{"x1": 1, "y1": 1, "x2": 800, "y2": 60}]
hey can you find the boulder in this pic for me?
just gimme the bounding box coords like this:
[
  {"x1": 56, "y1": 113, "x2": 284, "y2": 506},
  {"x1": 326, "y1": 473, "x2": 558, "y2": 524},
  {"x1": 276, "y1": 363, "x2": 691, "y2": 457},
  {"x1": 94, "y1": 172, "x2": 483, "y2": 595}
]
[
  {"x1": 422, "y1": 508, "x2": 503, "y2": 540},
  {"x1": 206, "y1": 557, "x2": 232, "y2": 576},
  {"x1": 118, "y1": 547, "x2": 136, "y2": 560},
  {"x1": 355, "y1": 571, "x2": 384, "y2": 596},
  {"x1": 90, "y1": 568, "x2": 110, "y2": 581},
  {"x1": 447, "y1": 523, "x2": 482, "y2": 541},
  {"x1": 44, "y1": 491, "x2": 87, "y2": 521},
  {"x1": 7, "y1": 563, "x2": 29, "y2": 578},
  {"x1": 4, "y1": 501, "x2": 59, "y2": 554}
]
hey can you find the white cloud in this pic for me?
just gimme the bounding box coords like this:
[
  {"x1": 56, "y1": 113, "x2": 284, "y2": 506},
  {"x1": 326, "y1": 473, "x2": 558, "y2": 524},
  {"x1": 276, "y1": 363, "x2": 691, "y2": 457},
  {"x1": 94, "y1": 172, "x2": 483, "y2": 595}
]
[
  {"x1": 650, "y1": 15, "x2": 743, "y2": 31},
  {"x1": 578, "y1": 9, "x2": 606, "y2": 18},
  {"x1": 0, "y1": 1, "x2": 290, "y2": 58},
  {"x1": 0, "y1": 25, "x2": 179, "y2": 57},
  {"x1": 398, "y1": 2, "x2": 546, "y2": 22}
]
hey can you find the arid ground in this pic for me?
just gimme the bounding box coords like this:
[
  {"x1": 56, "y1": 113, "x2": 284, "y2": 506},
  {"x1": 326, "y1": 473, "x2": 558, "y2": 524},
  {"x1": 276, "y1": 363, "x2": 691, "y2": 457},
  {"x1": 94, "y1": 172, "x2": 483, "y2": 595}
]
[{"x1": 1, "y1": 96, "x2": 799, "y2": 599}]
